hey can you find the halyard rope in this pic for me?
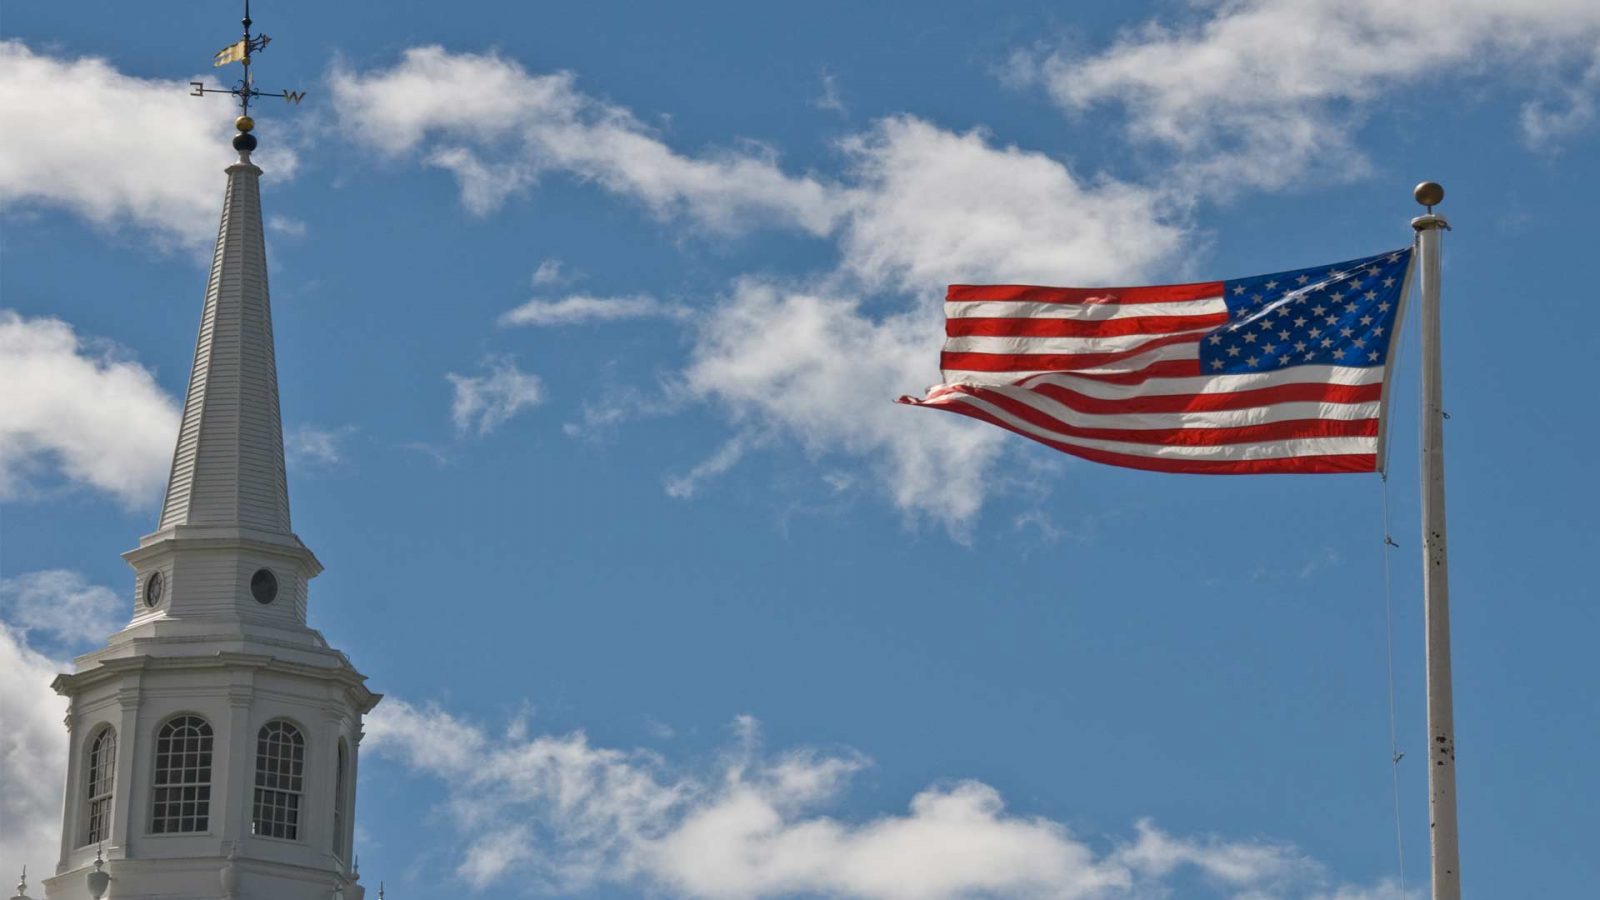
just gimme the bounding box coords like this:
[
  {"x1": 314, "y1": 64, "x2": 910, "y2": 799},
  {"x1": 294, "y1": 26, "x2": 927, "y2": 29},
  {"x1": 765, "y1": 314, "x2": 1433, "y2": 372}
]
[{"x1": 1379, "y1": 471, "x2": 1407, "y2": 896}]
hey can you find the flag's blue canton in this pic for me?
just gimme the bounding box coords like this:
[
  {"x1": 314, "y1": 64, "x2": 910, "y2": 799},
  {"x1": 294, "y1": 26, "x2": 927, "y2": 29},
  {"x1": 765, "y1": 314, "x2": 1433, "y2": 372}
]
[{"x1": 1200, "y1": 248, "x2": 1412, "y2": 375}]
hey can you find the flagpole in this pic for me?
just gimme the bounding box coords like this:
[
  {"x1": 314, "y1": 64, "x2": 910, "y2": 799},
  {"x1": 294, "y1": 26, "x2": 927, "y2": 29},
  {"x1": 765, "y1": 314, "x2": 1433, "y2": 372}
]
[{"x1": 1411, "y1": 181, "x2": 1459, "y2": 900}]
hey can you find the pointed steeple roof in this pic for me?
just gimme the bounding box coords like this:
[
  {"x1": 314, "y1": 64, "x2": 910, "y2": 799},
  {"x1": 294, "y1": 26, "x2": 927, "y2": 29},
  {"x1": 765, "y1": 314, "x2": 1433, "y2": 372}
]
[{"x1": 157, "y1": 151, "x2": 291, "y2": 535}]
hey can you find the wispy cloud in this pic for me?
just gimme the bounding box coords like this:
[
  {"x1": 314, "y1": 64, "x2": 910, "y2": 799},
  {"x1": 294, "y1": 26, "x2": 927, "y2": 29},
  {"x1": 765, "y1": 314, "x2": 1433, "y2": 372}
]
[
  {"x1": 0, "y1": 623, "x2": 69, "y2": 887},
  {"x1": 814, "y1": 70, "x2": 847, "y2": 115},
  {"x1": 499, "y1": 294, "x2": 690, "y2": 327},
  {"x1": 664, "y1": 431, "x2": 765, "y2": 499},
  {"x1": 0, "y1": 569, "x2": 123, "y2": 649},
  {"x1": 365, "y1": 698, "x2": 1421, "y2": 899},
  {"x1": 1522, "y1": 44, "x2": 1600, "y2": 148},
  {"x1": 330, "y1": 46, "x2": 844, "y2": 233},
  {"x1": 447, "y1": 355, "x2": 545, "y2": 436},
  {"x1": 1016, "y1": 0, "x2": 1600, "y2": 191},
  {"x1": 1012, "y1": 510, "x2": 1094, "y2": 547},
  {"x1": 402, "y1": 440, "x2": 455, "y2": 467},
  {"x1": 836, "y1": 116, "x2": 1182, "y2": 291},
  {"x1": 0, "y1": 609, "x2": 1424, "y2": 900},
  {"x1": 0, "y1": 311, "x2": 179, "y2": 507},
  {"x1": 329, "y1": 47, "x2": 1190, "y2": 531},
  {"x1": 531, "y1": 258, "x2": 575, "y2": 287},
  {"x1": 0, "y1": 40, "x2": 298, "y2": 245},
  {"x1": 285, "y1": 424, "x2": 357, "y2": 467},
  {"x1": 560, "y1": 384, "x2": 676, "y2": 443},
  {"x1": 674, "y1": 116, "x2": 1184, "y2": 530},
  {"x1": 1248, "y1": 546, "x2": 1346, "y2": 584},
  {"x1": 267, "y1": 214, "x2": 308, "y2": 237}
]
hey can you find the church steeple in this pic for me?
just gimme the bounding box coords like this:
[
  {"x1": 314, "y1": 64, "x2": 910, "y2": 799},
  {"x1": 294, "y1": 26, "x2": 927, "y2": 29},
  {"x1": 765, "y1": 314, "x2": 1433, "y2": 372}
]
[
  {"x1": 120, "y1": 121, "x2": 321, "y2": 631},
  {"x1": 157, "y1": 133, "x2": 291, "y2": 535},
  {"x1": 42, "y1": 14, "x2": 376, "y2": 898}
]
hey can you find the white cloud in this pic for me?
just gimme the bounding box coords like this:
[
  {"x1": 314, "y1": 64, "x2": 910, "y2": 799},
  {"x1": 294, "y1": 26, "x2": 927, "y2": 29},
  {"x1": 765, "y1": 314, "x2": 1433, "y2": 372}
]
[
  {"x1": 0, "y1": 40, "x2": 298, "y2": 244},
  {"x1": 0, "y1": 618, "x2": 1421, "y2": 900},
  {"x1": 0, "y1": 574, "x2": 119, "y2": 883},
  {"x1": 266, "y1": 214, "x2": 308, "y2": 237},
  {"x1": 671, "y1": 118, "x2": 1186, "y2": 529},
  {"x1": 330, "y1": 47, "x2": 843, "y2": 234},
  {"x1": 0, "y1": 570, "x2": 123, "y2": 648},
  {"x1": 1308, "y1": 882, "x2": 1414, "y2": 900},
  {"x1": 0, "y1": 624, "x2": 69, "y2": 885},
  {"x1": 0, "y1": 311, "x2": 180, "y2": 507},
  {"x1": 447, "y1": 356, "x2": 545, "y2": 437},
  {"x1": 814, "y1": 71, "x2": 847, "y2": 115},
  {"x1": 664, "y1": 431, "x2": 764, "y2": 500},
  {"x1": 285, "y1": 424, "x2": 356, "y2": 467},
  {"x1": 425, "y1": 145, "x2": 537, "y2": 216},
  {"x1": 837, "y1": 116, "x2": 1184, "y2": 291},
  {"x1": 499, "y1": 294, "x2": 689, "y2": 328},
  {"x1": 329, "y1": 49, "x2": 1197, "y2": 528},
  {"x1": 366, "y1": 698, "x2": 1419, "y2": 899},
  {"x1": 531, "y1": 258, "x2": 574, "y2": 287},
  {"x1": 331, "y1": 48, "x2": 1181, "y2": 290},
  {"x1": 1521, "y1": 42, "x2": 1600, "y2": 147},
  {"x1": 1024, "y1": 1, "x2": 1600, "y2": 189},
  {"x1": 561, "y1": 385, "x2": 672, "y2": 443},
  {"x1": 680, "y1": 280, "x2": 1005, "y2": 531}
]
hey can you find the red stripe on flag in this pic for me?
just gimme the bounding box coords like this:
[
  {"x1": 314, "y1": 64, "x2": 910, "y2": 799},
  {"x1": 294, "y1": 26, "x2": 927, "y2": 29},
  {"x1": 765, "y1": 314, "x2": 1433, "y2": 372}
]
[
  {"x1": 945, "y1": 312, "x2": 1230, "y2": 339},
  {"x1": 960, "y1": 388, "x2": 1379, "y2": 447},
  {"x1": 947, "y1": 281, "x2": 1225, "y2": 305}
]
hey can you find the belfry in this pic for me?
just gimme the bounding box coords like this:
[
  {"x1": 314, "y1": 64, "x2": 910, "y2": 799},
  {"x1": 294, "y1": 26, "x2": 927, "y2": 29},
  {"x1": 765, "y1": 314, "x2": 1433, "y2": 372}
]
[{"x1": 39, "y1": 26, "x2": 379, "y2": 899}]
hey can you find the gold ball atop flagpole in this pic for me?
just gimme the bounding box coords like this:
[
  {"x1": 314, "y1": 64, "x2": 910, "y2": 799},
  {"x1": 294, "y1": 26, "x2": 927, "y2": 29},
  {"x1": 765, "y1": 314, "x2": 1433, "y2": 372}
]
[
  {"x1": 1413, "y1": 181, "x2": 1444, "y2": 209},
  {"x1": 235, "y1": 115, "x2": 255, "y2": 133}
]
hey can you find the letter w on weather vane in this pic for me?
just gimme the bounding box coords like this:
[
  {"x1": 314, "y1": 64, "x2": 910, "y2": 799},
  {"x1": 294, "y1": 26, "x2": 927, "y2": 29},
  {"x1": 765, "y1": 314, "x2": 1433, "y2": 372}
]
[{"x1": 189, "y1": 1, "x2": 306, "y2": 116}]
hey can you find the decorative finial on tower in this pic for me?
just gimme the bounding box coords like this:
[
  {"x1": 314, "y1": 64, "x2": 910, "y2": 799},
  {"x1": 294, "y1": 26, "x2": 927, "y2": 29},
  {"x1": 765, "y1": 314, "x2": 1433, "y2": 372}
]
[
  {"x1": 1411, "y1": 181, "x2": 1450, "y2": 233},
  {"x1": 11, "y1": 865, "x2": 28, "y2": 900},
  {"x1": 1413, "y1": 181, "x2": 1445, "y2": 214},
  {"x1": 189, "y1": 1, "x2": 307, "y2": 159},
  {"x1": 86, "y1": 848, "x2": 109, "y2": 900},
  {"x1": 220, "y1": 842, "x2": 241, "y2": 898},
  {"x1": 378, "y1": 881, "x2": 385, "y2": 899}
]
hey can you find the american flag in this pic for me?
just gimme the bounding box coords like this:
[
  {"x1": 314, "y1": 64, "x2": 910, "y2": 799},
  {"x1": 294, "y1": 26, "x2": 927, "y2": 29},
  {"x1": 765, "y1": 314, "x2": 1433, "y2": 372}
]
[{"x1": 899, "y1": 248, "x2": 1415, "y2": 474}]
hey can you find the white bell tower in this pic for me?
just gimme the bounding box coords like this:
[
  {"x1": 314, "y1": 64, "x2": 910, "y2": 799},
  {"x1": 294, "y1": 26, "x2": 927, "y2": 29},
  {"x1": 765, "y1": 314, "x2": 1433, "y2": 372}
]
[{"x1": 42, "y1": 91, "x2": 379, "y2": 900}]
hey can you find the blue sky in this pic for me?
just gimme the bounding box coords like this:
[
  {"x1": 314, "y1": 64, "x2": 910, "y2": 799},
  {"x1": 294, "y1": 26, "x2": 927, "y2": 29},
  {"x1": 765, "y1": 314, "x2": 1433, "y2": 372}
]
[{"x1": 2, "y1": 1, "x2": 1597, "y2": 897}]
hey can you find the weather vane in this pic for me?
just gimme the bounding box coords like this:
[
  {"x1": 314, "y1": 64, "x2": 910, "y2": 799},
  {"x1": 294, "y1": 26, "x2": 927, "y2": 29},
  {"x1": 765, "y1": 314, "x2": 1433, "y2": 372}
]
[{"x1": 190, "y1": 1, "x2": 305, "y2": 151}]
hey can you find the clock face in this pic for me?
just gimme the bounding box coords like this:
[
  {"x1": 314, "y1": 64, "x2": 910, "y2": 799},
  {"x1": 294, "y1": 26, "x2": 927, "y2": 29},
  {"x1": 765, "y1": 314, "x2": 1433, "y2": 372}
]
[
  {"x1": 145, "y1": 571, "x2": 164, "y2": 607},
  {"x1": 250, "y1": 568, "x2": 278, "y2": 605}
]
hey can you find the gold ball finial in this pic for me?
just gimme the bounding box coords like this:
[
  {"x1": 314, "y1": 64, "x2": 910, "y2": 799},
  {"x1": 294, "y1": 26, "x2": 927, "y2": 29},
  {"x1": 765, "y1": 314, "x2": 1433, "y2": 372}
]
[
  {"x1": 1413, "y1": 181, "x2": 1444, "y2": 209},
  {"x1": 235, "y1": 115, "x2": 255, "y2": 133}
]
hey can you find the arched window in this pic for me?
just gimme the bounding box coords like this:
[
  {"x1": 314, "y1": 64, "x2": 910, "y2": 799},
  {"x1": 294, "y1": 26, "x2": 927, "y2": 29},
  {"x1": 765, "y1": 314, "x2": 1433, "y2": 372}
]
[
  {"x1": 332, "y1": 739, "x2": 349, "y2": 858},
  {"x1": 83, "y1": 726, "x2": 117, "y2": 845},
  {"x1": 151, "y1": 715, "x2": 213, "y2": 834},
  {"x1": 252, "y1": 720, "x2": 305, "y2": 840}
]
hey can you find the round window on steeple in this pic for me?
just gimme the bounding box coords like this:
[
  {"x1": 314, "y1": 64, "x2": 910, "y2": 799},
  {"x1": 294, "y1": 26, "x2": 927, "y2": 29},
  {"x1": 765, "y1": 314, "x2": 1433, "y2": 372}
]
[
  {"x1": 250, "y1": 568, "x2": 279, "y2": 604},
  {"x1": 144, "y1": 570, "x2": 164, "y2": 608}
]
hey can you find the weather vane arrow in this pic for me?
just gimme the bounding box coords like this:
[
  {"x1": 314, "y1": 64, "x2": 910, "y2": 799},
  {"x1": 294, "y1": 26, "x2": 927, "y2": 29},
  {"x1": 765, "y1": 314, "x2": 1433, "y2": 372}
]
[{"x1": 190, "y1": 0, "x2": 306, "y2": 153}]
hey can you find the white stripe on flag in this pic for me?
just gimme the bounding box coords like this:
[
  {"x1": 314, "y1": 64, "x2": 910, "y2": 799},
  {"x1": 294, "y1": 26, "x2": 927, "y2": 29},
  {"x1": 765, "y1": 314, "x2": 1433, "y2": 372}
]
[
  {"x1": 945, "y1": 298, "x2": 1228, "y2": 319},
  {"x1": 1014, "y1": 364, "x2": 1386, "y2": 396},
  {"x1": 942, "y1": 342, "x2": 1203, "y2": 383},
  {"x1": 983, "y1": 386, "x2": 1381, "y2": 430},
  {"x1": 942, "y1": 328, "x2": 1214, "y2": 355}
]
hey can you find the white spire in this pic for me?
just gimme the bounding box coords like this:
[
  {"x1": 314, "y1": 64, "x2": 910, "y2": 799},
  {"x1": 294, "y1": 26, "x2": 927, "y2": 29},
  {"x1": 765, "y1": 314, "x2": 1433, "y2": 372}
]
[{"x1": 157, "y1": 154, "x2": 290, "y2": 535}]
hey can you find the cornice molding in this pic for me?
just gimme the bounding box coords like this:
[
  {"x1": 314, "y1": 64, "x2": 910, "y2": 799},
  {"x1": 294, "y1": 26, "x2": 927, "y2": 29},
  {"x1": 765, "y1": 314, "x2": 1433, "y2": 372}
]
[
  {"x1": 53, "y1": 652, "x2": 380, "y2": 712},
  {"x1": 124, "y1": 529, "x2": 323, "y2": 577}
]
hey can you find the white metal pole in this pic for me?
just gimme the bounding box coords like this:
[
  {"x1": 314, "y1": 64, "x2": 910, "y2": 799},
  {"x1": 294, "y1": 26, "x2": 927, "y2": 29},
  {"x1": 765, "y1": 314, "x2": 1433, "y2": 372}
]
[{"x1": 1411, "y1": 182, "x2": 1459, "y2": 900}]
